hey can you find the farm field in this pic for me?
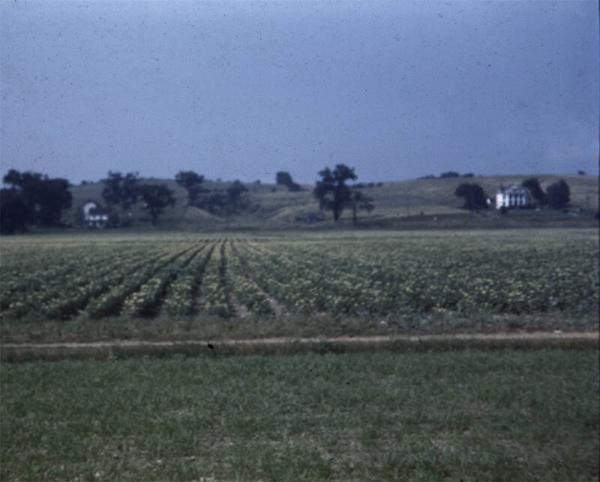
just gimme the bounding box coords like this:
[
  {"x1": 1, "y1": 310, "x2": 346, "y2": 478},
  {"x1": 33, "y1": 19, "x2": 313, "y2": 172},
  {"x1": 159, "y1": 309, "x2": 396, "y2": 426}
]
[
  {"x1": 0, "y1": 228, "x2": 598, "y2": 343},
  {"x1": 1, "y1": 350, "x2": 598, "y2": 481}
]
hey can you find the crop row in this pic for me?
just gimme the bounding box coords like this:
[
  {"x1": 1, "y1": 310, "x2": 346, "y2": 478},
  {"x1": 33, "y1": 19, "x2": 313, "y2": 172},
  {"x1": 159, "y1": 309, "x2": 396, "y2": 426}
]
[
  {"x1": 0, "y1": 235, "x2": 597, "y2": 321},
  {"x1": 237, "y1": 237, "x2": 599, "y2": 317},
  {"x1": 161, "y1": 243, "x2": 216, "y2": 317},
  {"x1": 85, "y1": 244, "x2": 201, "y2": 319}
]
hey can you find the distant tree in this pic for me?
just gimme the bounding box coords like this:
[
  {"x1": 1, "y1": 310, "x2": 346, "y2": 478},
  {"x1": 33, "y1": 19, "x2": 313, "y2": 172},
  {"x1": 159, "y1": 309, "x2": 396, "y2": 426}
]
[
  {"x1": 440, "y1": 171, "x2": 460, "y2": 178},
  {"x1": 101, "y1": 171, "x2": 139, "y2": 213},
  {"x1": 418, "y1": 175, "x2": 436, "y2": 180},
  {"x1": 198, "y1": 191, "x2": 229, "y2": 215},
  {"x1": 276, "y1": 171, "x2": 302, "y2": 192},
  {"x1": 226, "y1": 180, "x2": 249, "y2": 212},
  {"x1": 175, "y1": 170, "x2": 205, "y2": 206},
  {"x1": 521, "y1": 178, "x2": 546, "y2": 206},
  {"x1": 3, "y1": 169, "x2": 44, "y2": 224},
  {"x1": 276, "y1": 171, "x2": 293, "y2": 187},
  {"x1": 546, "y1": 179, "x2": 570, "y2": 209},
  {"x1": 577, "y1": 170, "x2": 586, "y2": 176},
  {"x1": 36, "y1": 178, "x2": 72, "y2": 226},
  {"x1": 2, "y1": 169, "x2": 72, "y2": 227},
  {"x1": 349, "y1": 190, "x2": 375, "y2": 226},
  {"x1": 137, "y1": 184, "x2": 176, "y2": 226},
  {"x1": 462, "y1": 173, "x2": 474, "y2": 178},
  {"x1": 454, "y1": 183, "x2": 488, "y2": 210},
  {"x1": 314, "y1": 164, "x2": 357, "y2": 221},
  {"x1": 0, "y1": 188, "x2": 29, "y2": 234}
]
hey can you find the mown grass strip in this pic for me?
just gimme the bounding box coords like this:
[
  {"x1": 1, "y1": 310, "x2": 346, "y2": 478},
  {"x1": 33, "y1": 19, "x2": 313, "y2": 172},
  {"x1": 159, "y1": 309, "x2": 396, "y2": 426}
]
[{"x1": 1, "y1": 350, "x2": 598, "y2": 481}]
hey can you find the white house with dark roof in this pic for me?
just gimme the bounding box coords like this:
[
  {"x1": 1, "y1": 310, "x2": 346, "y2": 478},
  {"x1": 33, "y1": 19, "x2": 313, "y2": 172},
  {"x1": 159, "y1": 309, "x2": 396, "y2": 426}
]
[
  {"x1": 82, "y1": 201, "x2": 109, "y2": 227},
  {"x1": 495, "y1": 185, "x2": 532, "y2": 209}
]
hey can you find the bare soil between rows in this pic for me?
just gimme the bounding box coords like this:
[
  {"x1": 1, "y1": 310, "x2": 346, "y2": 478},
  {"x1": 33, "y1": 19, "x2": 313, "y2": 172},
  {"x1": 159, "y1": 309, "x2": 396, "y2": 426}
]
[{"x1": 2, "y1": 331, "x2": 598, "y2": 362}]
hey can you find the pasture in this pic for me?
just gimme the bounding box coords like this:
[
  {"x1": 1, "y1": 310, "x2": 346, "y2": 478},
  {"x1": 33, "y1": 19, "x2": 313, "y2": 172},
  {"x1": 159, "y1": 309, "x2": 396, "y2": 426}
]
[
  {"x1": 0, "y1": 229, "x2": 598, "y2": 343},
  {"x1": 65, "y1": 174, "x2": 599, "y2": 229}
]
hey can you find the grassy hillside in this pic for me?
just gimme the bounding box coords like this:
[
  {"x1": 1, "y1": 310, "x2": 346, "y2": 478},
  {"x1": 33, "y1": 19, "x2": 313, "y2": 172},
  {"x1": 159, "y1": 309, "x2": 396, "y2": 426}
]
[{"x1": 67, "y1": 174, "x2": 598, "y2": 230}]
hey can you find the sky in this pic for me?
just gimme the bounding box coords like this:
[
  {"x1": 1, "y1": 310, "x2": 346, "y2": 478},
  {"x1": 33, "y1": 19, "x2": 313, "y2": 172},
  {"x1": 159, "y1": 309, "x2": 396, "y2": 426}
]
[{"x1": 1, "y1": 0, "x2": 598, "y2": 184}]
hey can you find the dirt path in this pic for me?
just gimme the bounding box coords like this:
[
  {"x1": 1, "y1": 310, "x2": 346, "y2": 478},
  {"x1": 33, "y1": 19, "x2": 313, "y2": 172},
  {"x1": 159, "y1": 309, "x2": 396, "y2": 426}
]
[{"x1": 2, "y1": 331, "x2": 597, "y2": 362}]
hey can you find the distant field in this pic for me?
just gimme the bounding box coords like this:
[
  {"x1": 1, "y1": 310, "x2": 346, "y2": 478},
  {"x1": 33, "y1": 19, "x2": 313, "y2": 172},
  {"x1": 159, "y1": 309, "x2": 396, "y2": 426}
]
[
  {"x1": 66, "y1": 174, "x2": 599, "y2": 229},
  {"x1": 1, "y1": 350, "x2": 598, "y2": 481},
  {"x1": 1, "y1": 229, "x2": 597, "y2": 343}
]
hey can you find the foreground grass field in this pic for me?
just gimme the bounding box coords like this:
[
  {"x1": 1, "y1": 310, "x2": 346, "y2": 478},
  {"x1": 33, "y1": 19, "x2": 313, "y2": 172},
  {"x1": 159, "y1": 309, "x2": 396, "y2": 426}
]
[
  {"x1": 1, "y1": 349, "x2": 598, "y2": 481},
  {"x1": 1, "y1": 228, "x2": 598, "y2": 343}
]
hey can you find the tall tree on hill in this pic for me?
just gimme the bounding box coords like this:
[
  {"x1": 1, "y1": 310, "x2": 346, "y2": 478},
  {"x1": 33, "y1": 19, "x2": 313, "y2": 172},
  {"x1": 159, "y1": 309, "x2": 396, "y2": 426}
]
[
  {"x1": 275, "y1": 171, "x2": 302, "y2": 192},
  {"x1": 137, "y1": 183, "x2": 176, "y2": 226},
  {"x1": 175, "y1": 170, "x2": 205, "y2": 206},
  {"x1": 546, "y1": 179, "x2": 570, "y2": 209},
  {"x1": 522, "y1": 178, "x2": 546, "y2": 206},
  {"x1": 101, "y1": 171, "x2": 140, "y2": 213},
  {"x1": 276, "y1": 171, "x2": 293, "y2": 187},
  {"x1": 454, "y1": 183, "x2": 488, "y2": 211},
  {"x1": 226, "y1": 180, "x2": 249, "y2": 212},
  {"x1": 314, "y1": 164, "x2": 358, "y2": 221}
]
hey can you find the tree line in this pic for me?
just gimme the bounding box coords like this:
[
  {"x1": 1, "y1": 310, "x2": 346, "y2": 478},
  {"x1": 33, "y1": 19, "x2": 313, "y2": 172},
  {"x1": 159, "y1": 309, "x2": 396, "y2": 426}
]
[
  {"x1": 1, "y1": 165, "x2": 577, "y2": 234},
  {"x1": 1, "y1": 164, "x2": 376, "y2": 233},
  {"x1": 1, "y1": 170, "x2": 72, "y2": 234}
]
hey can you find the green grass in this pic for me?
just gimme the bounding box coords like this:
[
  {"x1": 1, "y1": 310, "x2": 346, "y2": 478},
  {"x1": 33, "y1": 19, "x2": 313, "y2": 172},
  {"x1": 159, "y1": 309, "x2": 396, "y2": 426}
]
[{"x1": 1, "y1": 350, "x2": 598, "y2": 481}]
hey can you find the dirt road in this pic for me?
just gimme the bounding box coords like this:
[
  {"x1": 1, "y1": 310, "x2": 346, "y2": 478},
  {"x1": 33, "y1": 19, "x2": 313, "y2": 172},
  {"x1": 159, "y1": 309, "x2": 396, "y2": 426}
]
[{"x1": 2, "y1": 331, "x2": 597, "y2": 362}]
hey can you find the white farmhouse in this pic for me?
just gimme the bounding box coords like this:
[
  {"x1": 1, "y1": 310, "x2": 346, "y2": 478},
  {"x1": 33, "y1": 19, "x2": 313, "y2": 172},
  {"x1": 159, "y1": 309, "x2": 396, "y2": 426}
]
[
  {"x1": 82, "y1": 201, "x2": 109, "y2": 228},
  {"x1": 495, "y1": 185, "x2": 532, "y2": 209}
]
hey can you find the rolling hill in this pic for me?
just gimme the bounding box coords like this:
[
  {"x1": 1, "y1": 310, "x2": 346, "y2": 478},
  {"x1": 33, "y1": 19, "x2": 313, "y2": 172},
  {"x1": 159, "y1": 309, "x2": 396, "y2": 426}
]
[{"x1": 67, "y1": 174, "x2": 599, "y2": 230}]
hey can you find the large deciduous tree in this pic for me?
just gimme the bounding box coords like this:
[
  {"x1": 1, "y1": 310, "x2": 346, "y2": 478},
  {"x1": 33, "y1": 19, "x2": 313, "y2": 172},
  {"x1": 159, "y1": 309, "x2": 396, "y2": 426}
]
[
  {"x1": 175, "y1": 170, "x2": 205, "y2": 206},
  {"x1": 101, "y1": 171, "x2": 140, "y2": 213},
  {"x1": 275, "y1": 171, "x2": 302, "y2": 192},
  {"x1": 522, "y1": 178, "x2": 546, "y2": 206},
  {"x1": 2, "y1": 169, "x2": 72, "y2": 229},
  {"x1": 0, "y1": 188, "x2": 29, "y2": 234},
  {"x1": 454, "y1": 183, "x2": 488, "y2": 211},
  {"x1": 36, "y1": 178, "x2": 72, "y2": 226},
  {"x1": 313, "y1": 164, "x2": 358, "y2": 221},
  {"x1": 546, "y1": 179, "x2": 570, "y2": 209},
  {"x1": 137, "y1": 183, "x2": 176, "y2": 226},
  {"x1": 226, "y1": 180, "x2": 248, "y2": 212}
]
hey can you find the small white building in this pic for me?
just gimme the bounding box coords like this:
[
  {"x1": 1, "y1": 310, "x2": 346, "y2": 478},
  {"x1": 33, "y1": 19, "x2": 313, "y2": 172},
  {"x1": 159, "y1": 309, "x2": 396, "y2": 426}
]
[
  {"x1": 495, "y1": 185, "x2": 532, "y2": 209},
  {"x1": 82, "y1": 201, "x2": 109, "y2": 228}
]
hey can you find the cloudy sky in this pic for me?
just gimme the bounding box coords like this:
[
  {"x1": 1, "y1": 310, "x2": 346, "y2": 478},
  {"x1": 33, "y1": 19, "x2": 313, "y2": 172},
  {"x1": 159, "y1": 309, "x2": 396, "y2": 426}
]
[{"x1": 1, "y1": 0, "x2": 598, "y2": 184}]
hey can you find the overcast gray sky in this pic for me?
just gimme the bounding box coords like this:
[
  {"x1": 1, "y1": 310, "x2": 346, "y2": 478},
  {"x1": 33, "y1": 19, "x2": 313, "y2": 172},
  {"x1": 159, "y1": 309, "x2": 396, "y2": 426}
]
[{"x1": 1, "y1": 0, "x2": 598, "y2": 184}]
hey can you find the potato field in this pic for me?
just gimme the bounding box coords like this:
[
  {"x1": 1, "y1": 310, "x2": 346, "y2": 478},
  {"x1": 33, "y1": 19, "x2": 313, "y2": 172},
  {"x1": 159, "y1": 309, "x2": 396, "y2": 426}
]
[{"x1": 0, "y1": 230, "x2": 597, "y2": 325}]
